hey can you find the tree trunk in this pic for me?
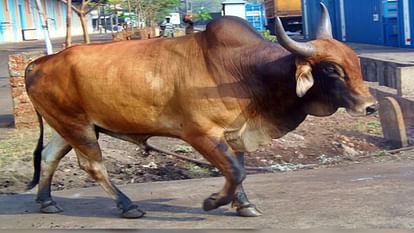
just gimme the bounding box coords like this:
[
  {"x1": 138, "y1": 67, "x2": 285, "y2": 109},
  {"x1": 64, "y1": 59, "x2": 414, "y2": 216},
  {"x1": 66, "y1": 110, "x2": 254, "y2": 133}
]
[
  {"x1": 65, "y1": 0, "x2": 72, "y2": 48},
  {"x1": 79, "y1": 12, "x2": 90, "y2": 44}
]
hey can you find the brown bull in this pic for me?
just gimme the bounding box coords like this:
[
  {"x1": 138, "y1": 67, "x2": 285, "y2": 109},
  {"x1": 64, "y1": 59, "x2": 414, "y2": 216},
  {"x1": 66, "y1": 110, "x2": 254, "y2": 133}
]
[{"x1": 25, "y1": 4, "x2": 377, "y2": 218}]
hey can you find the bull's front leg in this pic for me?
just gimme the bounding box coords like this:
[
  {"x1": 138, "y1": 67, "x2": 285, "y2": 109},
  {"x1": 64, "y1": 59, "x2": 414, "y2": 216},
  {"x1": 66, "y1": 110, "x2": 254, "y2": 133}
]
[{"x1": 187, "y1": 136, "x2": 253, "y2": 214}]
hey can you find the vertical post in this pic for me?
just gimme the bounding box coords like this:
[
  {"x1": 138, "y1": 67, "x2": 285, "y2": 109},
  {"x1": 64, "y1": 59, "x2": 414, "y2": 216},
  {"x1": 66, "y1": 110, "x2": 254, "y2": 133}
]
[
  {"x1": 402, "y1": 0, "x2": 412, "y2": 46},
  {"x1": 110, "y1": 14, "x2": 113, "y2": 32},
  {"x1": 104, "y1": 8, "x2": 107, "y2": 33},
  {"x1": 34, "y1": 0, "x2": 53, "y2": 54},
  {"x1": 339, "y1": 0, "x2": 346, "y2": 41},
  {"x1": 302, "y1": 0, "x2": 309, "y2": 39}
]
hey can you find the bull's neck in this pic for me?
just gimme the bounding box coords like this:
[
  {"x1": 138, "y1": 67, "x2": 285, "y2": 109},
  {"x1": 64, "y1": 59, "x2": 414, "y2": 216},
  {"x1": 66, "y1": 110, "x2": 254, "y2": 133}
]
[{"x1": 235, "y1": 43, "x2": 308, "y2": 134}]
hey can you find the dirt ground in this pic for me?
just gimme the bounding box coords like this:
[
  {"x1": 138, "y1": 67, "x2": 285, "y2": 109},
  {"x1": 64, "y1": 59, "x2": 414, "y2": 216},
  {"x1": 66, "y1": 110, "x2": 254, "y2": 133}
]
[{"x1": 0, "y1": 109, "x2": 408, "y2": 194}]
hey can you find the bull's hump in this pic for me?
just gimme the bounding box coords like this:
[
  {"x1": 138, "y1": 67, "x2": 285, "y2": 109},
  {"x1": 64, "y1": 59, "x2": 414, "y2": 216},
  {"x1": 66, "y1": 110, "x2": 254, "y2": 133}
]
[{"x1": 205, "y1": 16, "x2": 263, "y2": 47}]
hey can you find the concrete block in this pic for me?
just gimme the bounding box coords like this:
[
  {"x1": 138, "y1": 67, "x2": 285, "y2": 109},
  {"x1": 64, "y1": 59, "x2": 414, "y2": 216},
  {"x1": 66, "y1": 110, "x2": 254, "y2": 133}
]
[
  {"x1": 379, "y1": 96, "x2": 408, "y2": 148},
  {"x1": 397, "y1": 66, "x2": 414, "y2": 97},
  {"x1": 360, "y1": 55, "x2": 414, "y2": 90}
]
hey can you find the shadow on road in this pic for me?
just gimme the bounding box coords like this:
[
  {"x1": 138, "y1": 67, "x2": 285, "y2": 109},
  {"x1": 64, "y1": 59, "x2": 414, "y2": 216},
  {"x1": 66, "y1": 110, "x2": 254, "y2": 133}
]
[
  {"x1": 0, "y1": 193, "x2": 236, "y2": 220},
  {"x1": 0, "y1": 114, "x2": 14, "y2": 128}
]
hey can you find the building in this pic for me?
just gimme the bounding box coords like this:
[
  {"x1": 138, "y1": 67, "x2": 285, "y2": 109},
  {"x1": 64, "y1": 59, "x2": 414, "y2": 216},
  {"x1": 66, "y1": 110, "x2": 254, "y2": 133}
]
[
  {"x1": 0, "y1": 0, "x2": 92, "y2": 43},
  {"x1": 302, "y1": 0, "x2": 414, "y2": 48},
  {"x1": 221, "y1": 0, "x2": 267, "y2": 32}
]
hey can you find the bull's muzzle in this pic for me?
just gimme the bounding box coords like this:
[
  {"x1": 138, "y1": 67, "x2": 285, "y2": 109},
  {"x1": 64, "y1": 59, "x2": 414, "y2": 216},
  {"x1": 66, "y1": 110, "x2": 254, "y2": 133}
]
[{"x1": 346, "y1": 95, "x2": 378, "y2": 117}]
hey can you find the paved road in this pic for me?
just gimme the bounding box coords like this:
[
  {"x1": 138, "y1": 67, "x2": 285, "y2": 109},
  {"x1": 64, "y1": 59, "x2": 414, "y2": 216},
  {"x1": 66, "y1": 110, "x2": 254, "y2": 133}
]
[
  {"x1": 0, "y1": 34, "x2": 112, "y2": 129},
  {"x1": 1, "y1": 160, "x2": 414, "y2": 229}
]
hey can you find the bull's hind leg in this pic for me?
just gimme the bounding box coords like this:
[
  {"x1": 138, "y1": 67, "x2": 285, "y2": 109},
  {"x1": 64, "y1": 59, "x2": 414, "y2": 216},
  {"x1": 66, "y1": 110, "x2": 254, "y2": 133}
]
[
  {"x1": 36, "y1": 131, "x2": 72, "y2": 213},
  {"x1": 186, "y1": 136, "x2": 246, "y2": 212},
  {"x1": 231, "y1": 152, "x2": 262, "y2": 217},
  {"x1": 70, "y1": 128, "x2": 145, "y2": 219}
]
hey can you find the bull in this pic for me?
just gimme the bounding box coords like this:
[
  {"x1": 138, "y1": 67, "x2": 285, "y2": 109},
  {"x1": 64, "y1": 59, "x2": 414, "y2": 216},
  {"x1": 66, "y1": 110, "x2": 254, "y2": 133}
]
[{"x1": 25, "y1": 3, "x2": 377, "y2": 218}]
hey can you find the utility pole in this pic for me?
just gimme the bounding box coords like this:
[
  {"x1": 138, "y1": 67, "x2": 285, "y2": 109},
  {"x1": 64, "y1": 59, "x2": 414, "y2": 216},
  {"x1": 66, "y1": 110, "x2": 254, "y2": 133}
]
[{"x1": 34, "y1": 0, "x2": 53, "y2": 54}]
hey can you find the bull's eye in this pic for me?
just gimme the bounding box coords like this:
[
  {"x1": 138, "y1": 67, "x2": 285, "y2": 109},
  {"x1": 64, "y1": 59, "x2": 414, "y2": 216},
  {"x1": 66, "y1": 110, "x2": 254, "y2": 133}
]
[
  {"x1": 322, "y1": 63, "x2": 345, "y2": 79},
  {"x1": 325, "y1": 66, "x2": 336, "y2": 74}
]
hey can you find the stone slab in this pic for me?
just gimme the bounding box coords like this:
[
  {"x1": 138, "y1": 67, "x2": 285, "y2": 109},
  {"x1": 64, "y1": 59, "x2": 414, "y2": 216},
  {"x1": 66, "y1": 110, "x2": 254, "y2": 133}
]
[{"x1": 378, "y1": 96, "x2": 408, "y2": 148}]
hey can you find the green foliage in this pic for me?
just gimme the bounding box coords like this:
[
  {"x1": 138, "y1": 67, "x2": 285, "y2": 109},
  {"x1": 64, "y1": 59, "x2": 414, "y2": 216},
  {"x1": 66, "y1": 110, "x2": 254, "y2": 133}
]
[
  {"x1": 261, "y1": 30, "x2": 277, "y2": 42},
  {"x1": 125, "y1": 0, "x2": 181, "y2": 24},
  {"x1": 186, "y1": 164, "x2": 211, "y2": 178},
  {"x1": 193, "y1": 7, "x2": 212, "y2": 22},
  {"x1": 352, "y1": 120, "x2": 382, "y2": 136},
  {"x1": 190, "y1": 0, "x2": 222, "y2": 13}
]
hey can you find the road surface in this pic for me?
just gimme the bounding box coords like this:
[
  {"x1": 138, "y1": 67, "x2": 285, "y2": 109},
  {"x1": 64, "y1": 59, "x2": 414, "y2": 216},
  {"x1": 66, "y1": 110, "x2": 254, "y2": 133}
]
[{"x1": 1, "y1": 160, "x2": 414, "y2": 229}]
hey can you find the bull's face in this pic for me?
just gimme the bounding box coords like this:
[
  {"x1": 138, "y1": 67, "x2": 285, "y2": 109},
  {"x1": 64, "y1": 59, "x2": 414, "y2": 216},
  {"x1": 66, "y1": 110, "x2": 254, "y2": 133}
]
[
  {"x1": 275, "y1": 3, "x2": 378, "y2": 117},
  {"x1": 302, "y1": 39, "x2": 377, "y2": 116}
]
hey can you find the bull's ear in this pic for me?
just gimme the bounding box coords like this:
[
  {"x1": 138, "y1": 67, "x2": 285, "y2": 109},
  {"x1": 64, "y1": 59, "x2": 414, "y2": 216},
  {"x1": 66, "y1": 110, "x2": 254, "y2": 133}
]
[{"x1": 295, "y1": 59, "x2": 314, "y2": 97}]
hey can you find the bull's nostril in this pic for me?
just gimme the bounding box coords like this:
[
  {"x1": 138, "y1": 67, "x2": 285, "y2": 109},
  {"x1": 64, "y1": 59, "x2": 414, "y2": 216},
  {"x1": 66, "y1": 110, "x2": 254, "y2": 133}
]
[{"x1": 366, "y1": 104, "x2": 378, "y2": 115}]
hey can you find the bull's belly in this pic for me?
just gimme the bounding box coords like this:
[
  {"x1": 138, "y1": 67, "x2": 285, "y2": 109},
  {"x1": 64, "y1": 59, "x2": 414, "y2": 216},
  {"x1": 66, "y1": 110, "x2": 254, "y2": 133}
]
[{"x1": 87, "y1": 107, "x2": 182, "y2": 136}]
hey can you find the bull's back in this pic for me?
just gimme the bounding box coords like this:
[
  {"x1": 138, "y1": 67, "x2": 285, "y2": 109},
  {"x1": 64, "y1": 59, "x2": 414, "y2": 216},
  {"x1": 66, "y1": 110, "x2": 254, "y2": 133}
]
[
  {"x1": 26, "y1": 40, "x2": 184, "y2": 134},
  {"x1": 26, "y1": 36, "x2": 250, "y2": 138}
]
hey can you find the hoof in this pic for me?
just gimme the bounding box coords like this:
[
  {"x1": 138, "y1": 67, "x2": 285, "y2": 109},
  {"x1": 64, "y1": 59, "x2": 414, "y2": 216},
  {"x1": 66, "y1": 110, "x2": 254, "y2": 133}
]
[
  {"x1": 202, "y1": 194, "x2": 232, "y2": 211},
  {"x1": 40, "y1": 201, "x2": 63, "y2": 213},
  {"x1": 122, "y1": 205, "x2": 146, "y2": 219},
  {"x1": 202, "y1": 197, "x2": 217, "y2": 211},
  {"x1": 236, "y1": 205, "x2": 263, "y2": 217}
]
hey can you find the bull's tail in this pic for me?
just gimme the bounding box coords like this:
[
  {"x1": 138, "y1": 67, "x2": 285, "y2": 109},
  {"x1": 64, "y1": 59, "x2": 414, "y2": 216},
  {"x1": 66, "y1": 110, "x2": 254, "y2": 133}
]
[{"x1": 26, "y1": 111, "x2": 44, "y2": 190}]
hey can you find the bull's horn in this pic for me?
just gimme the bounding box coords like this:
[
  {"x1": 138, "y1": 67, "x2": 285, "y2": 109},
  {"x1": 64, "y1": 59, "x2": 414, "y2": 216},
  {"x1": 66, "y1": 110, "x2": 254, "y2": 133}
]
[
  {"x1": 275, "y1": 17, "x2": 315, "y2": 57},
  {"x1": 316, "y1": 3, "x2": 333, "y2": 39}
]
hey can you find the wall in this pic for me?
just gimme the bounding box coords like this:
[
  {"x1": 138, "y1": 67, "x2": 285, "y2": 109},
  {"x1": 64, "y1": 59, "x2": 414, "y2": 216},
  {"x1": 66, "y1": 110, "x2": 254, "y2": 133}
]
[{"x1": 8, "y1": 51, "x2": 45, "y2": 128}]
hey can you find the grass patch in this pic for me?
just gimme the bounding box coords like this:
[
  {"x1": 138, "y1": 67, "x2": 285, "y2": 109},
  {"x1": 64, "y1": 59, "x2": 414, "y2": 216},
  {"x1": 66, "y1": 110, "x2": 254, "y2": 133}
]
[
  {"x1": 351, "y1": 120, "x2": 382, "y2": 136},
  {"x1": 0, "y1": 126, "x2": 53, "y2": 168},
  {"x1": 186, "y1": 164, "x2": 211, "y2": 178}
]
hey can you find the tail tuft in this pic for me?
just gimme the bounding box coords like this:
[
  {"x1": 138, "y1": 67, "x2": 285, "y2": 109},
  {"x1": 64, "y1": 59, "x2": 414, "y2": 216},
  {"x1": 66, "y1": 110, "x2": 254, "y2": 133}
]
[{"x1": 26, "y1": 111, "x2": 43, "y2": 190}]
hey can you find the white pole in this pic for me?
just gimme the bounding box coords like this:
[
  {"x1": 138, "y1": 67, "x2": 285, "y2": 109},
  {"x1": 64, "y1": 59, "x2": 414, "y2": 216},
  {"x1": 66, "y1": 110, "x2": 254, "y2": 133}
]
[
  {"x1": 35, "y1": 0, "x2": 53, "y2": 54},
  {"x1": 339, "y1": 0, "x2": 346, "y2": 41},
  {"x1": 402, "y1": 0, "x2": 411, "y2": 46}
]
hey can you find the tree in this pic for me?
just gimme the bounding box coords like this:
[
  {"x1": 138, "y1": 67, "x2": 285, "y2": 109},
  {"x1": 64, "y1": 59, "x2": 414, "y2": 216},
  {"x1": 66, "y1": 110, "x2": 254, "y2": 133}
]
[
  {"x1": 192, "y1": 7, "x2": 212, "y2": 22},
  {"x1": 190, "y1": 0, "x2": 222, "y2": 13},
  {"x1": 125, "y1": 0, "x2": 180, "y2": 27},
  {"x1": 61, "y1": 0, "x2": 106, "y2": 44}
]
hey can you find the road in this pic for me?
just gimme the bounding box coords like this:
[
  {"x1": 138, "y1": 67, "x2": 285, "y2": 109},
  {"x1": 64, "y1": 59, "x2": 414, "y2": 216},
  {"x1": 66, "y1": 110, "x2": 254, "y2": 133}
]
[
  {"x1": 1, "y1": 160, "x2": 414, "y2": 229},
  {"x1": 0, "y1": 34, "x2": 112, "y2": 129}
]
